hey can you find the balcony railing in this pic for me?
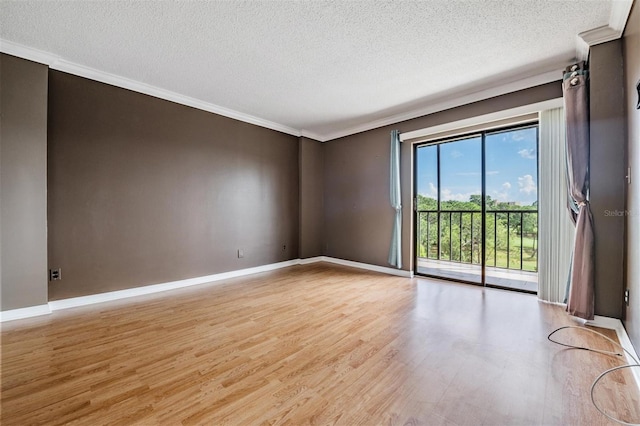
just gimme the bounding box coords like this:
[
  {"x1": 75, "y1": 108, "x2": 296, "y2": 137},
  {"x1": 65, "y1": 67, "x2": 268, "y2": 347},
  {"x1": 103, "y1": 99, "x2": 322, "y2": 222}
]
[{"x1": 417, "y1": 209, "x2": 538, "y2": 272}]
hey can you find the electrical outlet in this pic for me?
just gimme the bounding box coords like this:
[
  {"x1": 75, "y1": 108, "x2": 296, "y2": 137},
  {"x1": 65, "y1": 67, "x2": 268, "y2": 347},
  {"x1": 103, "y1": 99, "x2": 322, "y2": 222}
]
[
  {"x1": 49, "y1": 268, "x2": 61, "y2": 281},
  {"x1": 237, "y1": 249, "x2": 244, "y2": 258},
  {"x1": 625, "y1": 289, "x2": 630, "y2": 306},
  {"x1": 282, "y1": 244, "x2": 286, "y2": 251}
]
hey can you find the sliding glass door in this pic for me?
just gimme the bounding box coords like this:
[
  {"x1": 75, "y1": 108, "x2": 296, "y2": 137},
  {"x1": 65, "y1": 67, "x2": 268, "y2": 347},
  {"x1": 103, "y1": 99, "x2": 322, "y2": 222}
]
[
  {"x1": 415, "y1": 136, "x2": 483, "y2": 284},
  {"x1": 414, "y1": 124, "x2": 539, "y2": 292}
]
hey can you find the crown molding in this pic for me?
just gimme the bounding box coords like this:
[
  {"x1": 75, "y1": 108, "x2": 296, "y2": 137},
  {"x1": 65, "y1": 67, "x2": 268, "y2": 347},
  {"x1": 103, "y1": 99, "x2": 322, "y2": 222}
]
[
  {"x1": 575, "y1": 35, "x2": 591, "y2": 62},
  {"x1": 52, "y1": 58, "x2": 302, "y2": 137},
  {"x1": 0, "y1": 39, "x2": 301, "y2": 138},
  {"x1": 610, "y1": 0, "x2": 635, "y2": 33},
  {"x1": 576, "y1": 0, "x2": 634, "y2": 60},
  {"x1": 0, "y1": 38, "x2": 56, "y2": 65},
  {"x1": 5, "y1": 0, "x2": 630, "y2": 147},
  {"x1": 579, "y1": 24, "x2": 622, "y2": 47},
  {"x1": 319, "y1": 68, "x2": 562, "y2": 142},
  {"x1": 0, "y1": 39, "x2": 568, "y2": 144},
  {"x1": 350, "y1": 0, "x2": 635, "y2": 144},
  {"x1": 299, "y1": 130, "x2": 325, "y2": 142}
]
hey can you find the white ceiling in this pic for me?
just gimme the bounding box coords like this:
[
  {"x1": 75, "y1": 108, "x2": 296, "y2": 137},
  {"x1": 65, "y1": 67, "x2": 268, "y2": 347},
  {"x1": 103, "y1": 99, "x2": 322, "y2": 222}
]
[{"x1": 0, "y1": 1, "x2": 627, "y2": 141}]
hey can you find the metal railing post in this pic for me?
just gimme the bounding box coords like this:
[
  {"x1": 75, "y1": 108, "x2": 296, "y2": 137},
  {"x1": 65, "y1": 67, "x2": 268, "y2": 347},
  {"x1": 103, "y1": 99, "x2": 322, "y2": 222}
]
[
  {"x1": 506, "y1": 213, "x2": 510, "y2": 270},
  {"x1": 520, "y1": 212, "x2": 524, "y2": 270}
]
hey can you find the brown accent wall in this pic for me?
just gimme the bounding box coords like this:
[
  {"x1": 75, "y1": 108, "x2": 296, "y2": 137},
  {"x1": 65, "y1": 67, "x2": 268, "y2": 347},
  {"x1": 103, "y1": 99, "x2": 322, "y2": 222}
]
[
  {"x1": 589, "y1": 40, "x2": 626, "y2": 318},
  {"x1": 48, "y1": 71, "x2": 299, "y2": 300},
  {"x1": 323, "y1": 129, "x2": 393, "y2": 266},
  {"x1": 299, "y1": 137, "x2": 324, "y2": 258},
  {"x1": 323, "y1": 82, "x2": 562, "y2": 271},
  {"x1": 623, "y1": 2, "x2": 640, "y2": 350},
  {"x1": 0, "y1": 54, "x2": 49, "y2": 310}
]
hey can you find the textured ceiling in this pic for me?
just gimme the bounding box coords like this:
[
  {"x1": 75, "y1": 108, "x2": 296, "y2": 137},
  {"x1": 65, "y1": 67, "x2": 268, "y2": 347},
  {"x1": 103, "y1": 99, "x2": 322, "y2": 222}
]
[{"x1": 0, "y1": 1, "x2": 614, "y2": 140}]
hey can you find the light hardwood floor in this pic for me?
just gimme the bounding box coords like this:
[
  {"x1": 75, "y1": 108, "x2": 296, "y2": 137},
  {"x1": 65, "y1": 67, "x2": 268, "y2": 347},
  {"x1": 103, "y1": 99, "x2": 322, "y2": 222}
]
[{"x1": 1, "y1": 263, "x2": 638, "y2": 425}]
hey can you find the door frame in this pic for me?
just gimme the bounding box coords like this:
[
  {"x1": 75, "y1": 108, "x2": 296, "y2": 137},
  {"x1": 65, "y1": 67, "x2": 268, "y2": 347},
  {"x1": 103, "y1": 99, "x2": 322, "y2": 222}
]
[{"x1": 412, "y1": 122, "x2": 539, "y2": 293}]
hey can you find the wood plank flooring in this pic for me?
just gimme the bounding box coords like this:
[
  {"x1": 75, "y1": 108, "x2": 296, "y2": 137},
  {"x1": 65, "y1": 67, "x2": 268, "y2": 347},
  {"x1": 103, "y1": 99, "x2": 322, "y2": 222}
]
[{"x1": 1, "y1": 263, "x2": 639, "y2": 425}]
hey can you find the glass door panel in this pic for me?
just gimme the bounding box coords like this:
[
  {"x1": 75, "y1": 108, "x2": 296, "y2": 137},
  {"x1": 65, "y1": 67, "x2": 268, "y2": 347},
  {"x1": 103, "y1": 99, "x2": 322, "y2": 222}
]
[
  {"x1": 484, "y1": 126, "x2": 539, "y2": 292},
  {"x1": 416, "y1": 136, "x2": 482, "y2": 284}
]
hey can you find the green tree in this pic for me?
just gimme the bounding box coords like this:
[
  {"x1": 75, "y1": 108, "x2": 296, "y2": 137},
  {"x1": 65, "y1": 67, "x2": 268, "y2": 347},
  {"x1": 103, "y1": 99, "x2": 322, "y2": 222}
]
[{"x1": 416, "y1": 193, "x2": 538, "y2": 271}]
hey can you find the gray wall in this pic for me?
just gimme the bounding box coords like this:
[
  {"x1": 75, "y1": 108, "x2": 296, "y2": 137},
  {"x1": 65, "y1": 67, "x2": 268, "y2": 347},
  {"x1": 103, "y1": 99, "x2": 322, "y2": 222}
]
[
  {"x1": 299, "y1": 137, "x2": 324, "y2": 258},
  {"x1": 0, "y1": 54, "x2": 49, "y2": 310},
  {"x1": 48, "y1": 71, "x2": 299, "y2": 300},
  {"x1": 589, "y1": 40, "x2": 626, "y2": 318},
  {"x1": 623, "y1": 2, "x2": 640, "y2": 351},
  {"x1": 323, "y1": 82, "x2": 562, "y2": 271}
]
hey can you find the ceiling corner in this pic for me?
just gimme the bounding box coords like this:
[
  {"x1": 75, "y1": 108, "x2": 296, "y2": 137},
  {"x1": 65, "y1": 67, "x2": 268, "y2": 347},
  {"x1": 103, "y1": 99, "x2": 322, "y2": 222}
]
[
  {"x1": 299, "y1": 131, "x2": 327, "y2": 143},
  {"x1": 576, "y1": 0, "x2": 634, "y2": 57}
]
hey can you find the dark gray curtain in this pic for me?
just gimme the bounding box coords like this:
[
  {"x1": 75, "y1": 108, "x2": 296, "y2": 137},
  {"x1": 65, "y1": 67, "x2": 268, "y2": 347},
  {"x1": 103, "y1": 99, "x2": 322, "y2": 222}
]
[{"x1": 563, "y1": 62, "x2": 595, "y2": 320}]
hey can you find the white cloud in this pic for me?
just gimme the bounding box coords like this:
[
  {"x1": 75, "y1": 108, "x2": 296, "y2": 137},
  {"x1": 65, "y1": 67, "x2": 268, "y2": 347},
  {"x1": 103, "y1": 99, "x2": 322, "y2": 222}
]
[
  {"x1": 423, "y1": 182, "x2": 479, "y2": 203},
  {"x1": 450, "y1": 150, "x2": 463, "y2": 159},
  {"x1": 518, "y1": 174, "x2": 536, "y2": 195},
  {"x1": 486, "y1": 170, "x2": 499, "y2": 175},
  {"x1": 441, "y1": 188, "x2": 477, "y2": 202},
  {"x1": 428, "y1": 182, "x2": 438, "y2": 198},
  {"x1": 518, "y1": 148, "x2": 536, "y2": 159},
  {"x1": 492, "y1": 182, "x2": 512, "y2": 201}
]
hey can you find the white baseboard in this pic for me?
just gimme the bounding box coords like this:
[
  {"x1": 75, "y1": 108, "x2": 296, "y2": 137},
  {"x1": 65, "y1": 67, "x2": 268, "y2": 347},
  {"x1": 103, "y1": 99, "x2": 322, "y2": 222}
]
[
  {"x1": 586, "y1": 315, "x2": 623, "y2": 330},
  {"x1": 537, "y1": 299, "x2": 567, "y2": 307},
  {"x1": 1, "y1": 257, "x2": 412, "y2": 322},
  {"x1": 310, "y1": 256, "x2": 413, "y2": 277},
  {"x1": 48, "y1": 259, "x2": 299, "y2": 311},
  {"x1": 586, "y1": 315, "x2": 640, "y2": 391},
  {"x1": 0, "y1": 304, "x2": 51, "y2": 322},
  {"x1": 298, "y1": 256, "x2": 324, "y2": 265}
]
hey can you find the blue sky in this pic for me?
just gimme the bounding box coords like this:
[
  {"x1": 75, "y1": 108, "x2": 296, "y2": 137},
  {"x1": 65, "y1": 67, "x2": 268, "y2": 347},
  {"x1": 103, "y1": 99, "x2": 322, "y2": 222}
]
[{"x1": 416, "y1": 127, "x2": 538, "y2": 206}]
